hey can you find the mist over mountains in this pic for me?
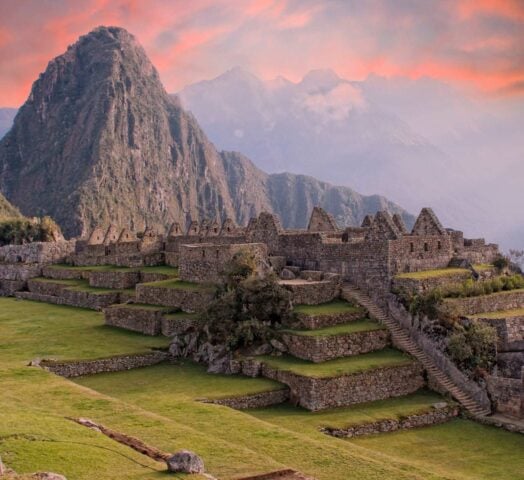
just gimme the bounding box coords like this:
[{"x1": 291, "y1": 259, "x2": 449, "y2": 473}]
[
  {"x1": 0, "y1": 27, "x2": 411, "y2": 238},
  {"x1": 178, "y1": 67, "x2": 523, "y2": 250}
]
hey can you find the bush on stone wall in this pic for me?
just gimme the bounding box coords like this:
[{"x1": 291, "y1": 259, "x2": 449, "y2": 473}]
[
  {"x1": 203, "y1": 249, "x2": 293, "y2": 352},
  {"x1": 447, "y1": 322, "x2": 497, "y2": 376},
  {"x1": 0, "y1": 216, "x2": 62, "y2": 246}
]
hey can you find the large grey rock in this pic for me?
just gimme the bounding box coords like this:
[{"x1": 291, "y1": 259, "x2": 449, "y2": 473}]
[
  {"x1": 280, "y1": 268, "x2": 296, "y2": 280},
  {"x1": 166, "y1": 450, "x2": 205, "y2": 474}
]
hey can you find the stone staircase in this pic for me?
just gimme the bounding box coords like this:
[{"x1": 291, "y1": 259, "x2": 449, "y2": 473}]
[{"x1": 342, "y1": 284, "x2": 492, "y2": 417}]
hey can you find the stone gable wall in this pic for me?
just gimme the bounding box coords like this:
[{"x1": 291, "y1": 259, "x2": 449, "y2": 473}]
[{"x1": 282, "y1": 329, "x2": 390, "y2": 362}]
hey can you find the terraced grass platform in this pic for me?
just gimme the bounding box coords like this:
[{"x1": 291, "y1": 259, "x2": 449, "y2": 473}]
[
  {"x1": 395, "y1": 267, "x2": 470, "y2": 280},
  {"x1": 140, "y1": 278, "x2": 211, "y2": 290},
  {"x1": 293, "y1": 300, "x2": 362, "y2": 316},
  {"x1": 45, "y1": 264, "x2": 179, "y2": 276},
  {"x1": 470, "y1": 308, "x2": 524, "y2": 319},
  {"x1": 256, "y1": 349, "x2": 412, "y2": 378},
  {"x1": 284, "y1": 319, "x2": 384, "y2": 337}
]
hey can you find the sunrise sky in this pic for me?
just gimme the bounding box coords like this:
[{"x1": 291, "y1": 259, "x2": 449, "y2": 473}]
[{"x1": 1, "y1": 0, "x2": 524, "y2": 106}]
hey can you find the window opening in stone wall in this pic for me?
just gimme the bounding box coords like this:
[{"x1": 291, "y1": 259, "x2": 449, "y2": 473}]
[
  {"x1": 438, "y1": 241, "x2": 441, "y2": 250},
  {"x1": 202, "y1": 249, "x2": 206, "y2": 258},
  {"x1": 410, "y1": 242, "x2": 414, "y2": 253},
  {"x1": 424, "y1": 242, "x2": 429, "y2": 252}
]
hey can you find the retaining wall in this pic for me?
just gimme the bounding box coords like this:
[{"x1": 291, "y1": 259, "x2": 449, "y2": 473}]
[
  {"x1": 136, "y1": 284, "x2": 214, "y2": 313},
  {"x1": 293, "y1": 309, "x2": 365, "y2": 330},
  {"x1": 282, "y1": 329, "x2": 390, "y2": 363},
  {"x1": 202, "y1": 388, "x2": 289, "y2": 409},
  {"x1": 89, "y1": 270, "x2": 141, "y2": 289},
  {"x1": 41, "y1": 351, "x2": 167, "y2": 377},
  {"x1": 241, "y1": 358, "x2": 424, "y2": 411},
  {"x1": 486, "y1": 374, "x2": 523, "y2": 418},
  {"x1": 442, "y1": 290, "x2": 524, "y2": 316},
  {"x1": 323, "y1": 404, "x2": 459, "y2": 438},
  {"x1": 281, "y1": 280, "x2": 340, "y2": 305}
]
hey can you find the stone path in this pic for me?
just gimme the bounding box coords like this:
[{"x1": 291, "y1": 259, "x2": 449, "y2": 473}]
[{"x1": 342, "y1": 284, "x2": 491, "y2": 417}]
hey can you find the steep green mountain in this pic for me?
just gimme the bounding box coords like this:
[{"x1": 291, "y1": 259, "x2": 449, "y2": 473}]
[{"x1": 0, "y1": 26, "x2": 413, "y2": 237}]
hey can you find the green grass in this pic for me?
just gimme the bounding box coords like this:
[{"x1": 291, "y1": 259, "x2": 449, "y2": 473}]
[
  {"x1": 284, "y1": 319, "x2": 384, "y2": 337},
  {"x1": 2, "y1": 297, "x2": 524, "y2": 480},
  {"x1": 31, "y1": 277, "x2": 129, "y2": 295},
  {"x1": 46, "y1": 264, "x2": 132, "y2": 272},
  {"x1": 141, "y1": 278, "x2": 212, "y2": 291},
  {"x1": 293, "y1": 300, "x2": 362, "y2": 316},
  {"x1": 396, "y1": 268, "x2": 470, "y2": 280},
  {"x1": 255, "y1": 349, "x2": 413, "y2": 378},
  {"x1": 470, "y1": 307, "x2": 524, "y2": 319},
  {"x1": 139, "y1": 265, "x2": 179, "y2": 276},
  {"x1": 473, "y1": 264, "x2": 494, "y2": 272},
  {"x1": 30, "y1": 277, "x2": 85, "y2": 286},
  {"x1": 0, "y1": 298, "x2": 168, "y2": 363}
]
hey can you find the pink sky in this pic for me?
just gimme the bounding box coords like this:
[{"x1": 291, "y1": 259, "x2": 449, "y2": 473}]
[{"x1": 0, "y1": 0, "x2": 523, "y2": 106}]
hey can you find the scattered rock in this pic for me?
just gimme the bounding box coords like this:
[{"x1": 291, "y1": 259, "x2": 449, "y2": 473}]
[
  {"x1": 270, "y1": 339, "x2": 287, "y2": 353},
  {"x1": 166, "y1": 450, "x2": 205, "y2": 474},
  {"x1": 28, "y1": 358, "x2": 41, "y2": 367},
  {"x1": 31, "y1": 473, "x2": 68, "y2": 480},
  {"x1": 432, "y1": 402, "x2": 448, "y2": 409},
  {"x1": 280, "y1": 268, "x2": 295, "y2": 280}
]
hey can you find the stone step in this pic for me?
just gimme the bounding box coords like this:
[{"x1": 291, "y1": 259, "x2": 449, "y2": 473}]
[{"x1": 341, "y1": 284, "x2": 491, "y2": 417}]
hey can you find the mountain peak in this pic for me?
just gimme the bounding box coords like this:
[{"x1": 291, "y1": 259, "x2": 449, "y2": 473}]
[{"x1": 299, "y1": 69, "x2": 341, "y2": 91}]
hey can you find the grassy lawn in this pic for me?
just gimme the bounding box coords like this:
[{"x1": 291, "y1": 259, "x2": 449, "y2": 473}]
[
  {"x1": 470, "y1": 308, "x2": 524, "y2": 319},
  {"x1": 31, "y1": 277, "x2": 129, "y2": 295},
  {"x1": 0, "y1": 298, "x2": 168, "y2": 364},
  {"x1": 247, "y1": 390, "x2": 446, "y2": 432},
  {"x1": 30, "y1": 277, "x2": 85, "y2": 286},
  {"x1": 352, "y1": 419, "x2": 524, "y2": 480},
  {"x1": 255, "y1": 349, "x2": 413, "y2": 378},
  {"x1": 396, "y1": 268, "x2": 470, "y2": 280},
  {"x1": 3, "y1": 297, "x2": 524, "y2": 480},
  {"x1": 141, "y1": 278, "x2": 213, "y2": 291},
  {"x1": 284, "y1": 319, "x2": 384, "y2": 337},
  {"x1": 294, "y1": 300, "x2": 362, "y2": 316}
]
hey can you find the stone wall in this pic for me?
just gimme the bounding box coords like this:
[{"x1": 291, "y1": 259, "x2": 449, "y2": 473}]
[
  {"x1": 486, "y1": 373, "x2": 523, "y2": 418},
  {"x1": 179, "y1": 242, "x2": 268, "y2": 283},
  {"x1": 497, "y1": 352, "x2": 524, "y2": 379},
  {"x1": 104, "y1": 305, "x2": 166, "y2": 335},
  {"x1": 40, "y1": 351, "x2": 167, "y2": 377},
  {"x1": 322, "y1": 404, "x2": 459, "y2": 438},
  {"x1": 0, "y1": 263, "x2": 42, "y2": 281},
  {"x1": 473, "y1": 316, "x2": 524, "y2": 351},
  {"x1": 202, "y1": 388, "x2": 289, "y2": 410},
  {"x1": 241, "y1": 358, "x2": 424, "y2": 410},
  {"x1": 442, "y1": 289, "x2": 524, "y2": 316},
  {"x1": 136, "y1": 284, "x2": 215, "y2": 313},
  {"x1": 0, "y1": 279, "x2": 25, "y2": 295},
  {"x1": 0, "y1": 240, "x2": 76, "y2": 264},
  {"x1": 282, "y1": 329, "x2": 390, "y2": 363},
  {"x1": 73, "y1": 252, "x2": 164, "y2": 268},
  {"x1": 293, "y1": 309, "x2": 365, "y2": 330},
  {"x1": 42, "y1": 266, "x2": 89, "y2": 280},
  {"x1": 387, "y1": 295, "x2": 492, "y2": 409},
  {"x1": 89, "y1": 270, "x2": 141, "y2": 289},
  {"x1": 392, "y1": 270, "x2": 472, "y2": 294},
  {"x1": 280, "y1": 279, "x2": 340, "y2": 306},
  {"x1": 161, "y1": 315, "x2": 202, "y2": 336}
]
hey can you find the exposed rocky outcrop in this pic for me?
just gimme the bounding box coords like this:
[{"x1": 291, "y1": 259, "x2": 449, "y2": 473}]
[{"x1": 0, "y1": 26, "x2": 412, "y2": 237}]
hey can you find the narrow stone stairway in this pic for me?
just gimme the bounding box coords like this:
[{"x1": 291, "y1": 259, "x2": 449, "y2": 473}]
[{"x1": 342, "y1": 284, "x2": 492, "y2": 417}]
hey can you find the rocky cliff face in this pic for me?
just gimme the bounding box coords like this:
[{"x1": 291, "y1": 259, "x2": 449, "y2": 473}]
[{"x1": 0, "y1": 26, "x2": 412, "y2": 237}]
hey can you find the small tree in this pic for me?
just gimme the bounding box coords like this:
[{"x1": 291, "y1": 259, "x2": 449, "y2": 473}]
[{"x1": 202, "y1": 249, "x2": 292, "y2": 353}]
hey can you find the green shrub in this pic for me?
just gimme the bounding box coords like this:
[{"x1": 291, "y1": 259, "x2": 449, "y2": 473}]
[
  {"x1": 0, "y1": 216, "x2": 62, "y2": 246},
  {"x1": 447, "y1": 322, "x2": 497, "y2": 374},
  {"x1": 201, "y1": 250, "x2": 292, "y2": 352},
  {"x1": 493, "y1": 256, "x2": 509, "y2": 271}
]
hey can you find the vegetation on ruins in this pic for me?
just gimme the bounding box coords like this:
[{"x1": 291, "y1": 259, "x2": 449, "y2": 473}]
[
  {"x1": 0, "y1": 216, "x2": 62, "y2": 246},
  {"x1": 201, "y1": 249, "x2": 293, "y2": 353},
  {"x1": 401, "y1": 274, "x2": 524, "y2": 321},
  {"x1": 447, "y1": 322, "x2": 497, "y2": 375}
]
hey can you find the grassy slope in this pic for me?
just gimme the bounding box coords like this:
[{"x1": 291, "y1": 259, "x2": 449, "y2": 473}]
[
  {"x1": 395, "y1": 268, "x2": 470, "y2": 280},
  {"x1": 2, "y1": 298, "x2": 524, "y2": 480},
  {"x1": 257, "y1": 349, "x2": 413, "y2": 378},
  {"x1": 284, "y1": 319, "x2": 384, "y2": 337},
  {"x1": 294, "y1": 300, "x2": 362, "y2": 315},
  {"x1": 0, "y1": 192, "x2": 22, "y2": 219}
]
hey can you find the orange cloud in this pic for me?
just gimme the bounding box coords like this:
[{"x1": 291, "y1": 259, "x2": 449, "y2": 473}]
[{"x1": 0, "y1": 0, "x2": 523, "y2": 106}]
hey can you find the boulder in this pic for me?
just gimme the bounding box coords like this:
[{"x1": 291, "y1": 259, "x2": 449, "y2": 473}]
[
  {"x1": 166, "y1": 450, "x2": 205, "y2": 474},
  {"x1": 280, "y1": 268, "x2": 295, "y2": 280},
  {"x1": 432, "y1": 402, "x2": 448, "y2": 409}
]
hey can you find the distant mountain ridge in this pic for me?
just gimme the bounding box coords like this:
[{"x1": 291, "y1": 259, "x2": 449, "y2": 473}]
[
  {"x1": 0, "y1": 27, "x2": 412, "y2": 237},
  {"x1": 0, "y1": 108, "x2": 17, "y2": 139}
]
